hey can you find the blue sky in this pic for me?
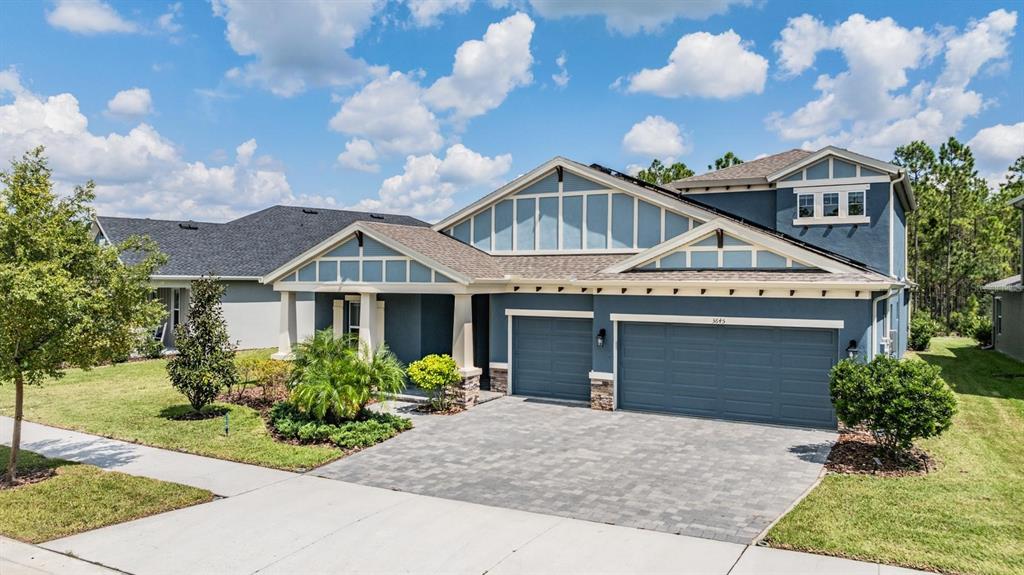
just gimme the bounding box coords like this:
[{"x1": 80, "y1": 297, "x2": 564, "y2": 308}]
[{"x1": 1, "y1": 1, "x2": 1022, "y2": 222}]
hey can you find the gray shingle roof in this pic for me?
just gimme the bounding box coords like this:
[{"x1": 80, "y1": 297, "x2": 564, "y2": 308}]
[
  {"x1": 363, "y1": 222, "x2": 507, "y2": 280},
  {"x1": 494, "y1": 254, "x2": 629, "y2": 280},
  {"x1": 983, "y1": 274, "x2": 1022, "y2": 292},
  {"x1": 672, "y1": 149, "x2": 814, "y2": 187},
  {"x1": 587, "y1": 269, "x2": 891, "y2": 284},
  {"x1": 97, "y1": 205, "x2": 427, "y2": 277}
]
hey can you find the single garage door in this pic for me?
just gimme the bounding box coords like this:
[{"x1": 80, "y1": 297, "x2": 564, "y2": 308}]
[
  {"x1": 618, "y1": 322, "x2": 837, "y2": 428},
  {"x1": 512, "y1": 316, "x2": 592, "y2": 402}
]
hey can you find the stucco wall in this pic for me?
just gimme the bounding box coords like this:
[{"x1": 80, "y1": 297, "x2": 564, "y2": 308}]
[
  {"x1": 220, "y1": 281, "x2": 281, "y2": 350},
  {"x1": 688, "y1": 190, "x2": 777, "y2": 229}
]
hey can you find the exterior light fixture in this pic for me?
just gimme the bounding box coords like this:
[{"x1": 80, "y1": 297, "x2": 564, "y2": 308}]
[
  {"x1": 846, "y1": 340, "x2": 859, "y2": 359},
  {"x1": 596, "y1": 328, "x2": 606, "y2": 348}
]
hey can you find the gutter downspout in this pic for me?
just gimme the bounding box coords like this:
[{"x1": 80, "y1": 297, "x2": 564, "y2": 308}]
[{"x1": 871, "y1": 286, "x2": 901, "y2": 358}]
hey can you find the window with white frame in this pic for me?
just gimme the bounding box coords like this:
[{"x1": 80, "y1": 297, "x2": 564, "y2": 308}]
[
  {"x1": 347, "y1": 301, "x2": 360, "y2": 337},
  {"x1": 793, "y1": 188, "x2": 870, "y2": 225},
  {"x1": 798, "y1": 194, "x2": 815, "y2": 218}
]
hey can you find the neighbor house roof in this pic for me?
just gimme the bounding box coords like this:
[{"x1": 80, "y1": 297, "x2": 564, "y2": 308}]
[
  {"x1": 96, "y1": 205, "x2": 427, "y2": 278},
  {"x1": 983, "y1": 274, "x2": 1023, "y2": 292}
]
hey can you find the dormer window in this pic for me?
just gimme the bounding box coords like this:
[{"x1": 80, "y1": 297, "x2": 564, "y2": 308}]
[{"x1": 793, "y1": 187, "x2": 871, "y2": 226}]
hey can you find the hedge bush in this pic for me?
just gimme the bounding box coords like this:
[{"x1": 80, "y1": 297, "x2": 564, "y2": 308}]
[
  {"x1": 269, "y1": 402, "x2": 412, "y2": 450},
  {"x1": 973, "y1": 316, "x2": 993, "y2": 347},
  {"x1": 830, "y1": 355, "x2": 957, "y2": 454},
  {"x1": 407, "y1": 354, "x2": 461, "y2": 411},
  {"x1": 909, "y1": 312, "x2": 940, "y2": 351}
]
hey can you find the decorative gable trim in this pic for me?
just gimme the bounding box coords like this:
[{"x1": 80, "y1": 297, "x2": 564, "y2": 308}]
[
  {"x1": 767, "y1": 146, "x2": 900, "y2": 182},
  {"x1": 601, "y1": 218, "x2": 861, "y2": 275},
  {"x1": 261, "y1": 222, "x2": 471, "y2": 285}
]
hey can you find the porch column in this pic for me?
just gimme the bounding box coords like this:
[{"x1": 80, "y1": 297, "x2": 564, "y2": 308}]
[
  {"x1": 359, "y1": 292, "x2": 377, "y2": 353},
  {"x1": 451, "y1": 294, "x2": 480, "y2": 408},
  {"x1": 272, "y1": 291, "x2": 296, "y2": 360}
]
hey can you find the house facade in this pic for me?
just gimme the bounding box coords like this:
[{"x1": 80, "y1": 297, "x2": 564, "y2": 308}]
[
  {"x1": 983, "y1": 194, "x2": 1024, "y2": 362},
  {"x1": 95, "y1": 146, "x2": 914, "y2": 429}
]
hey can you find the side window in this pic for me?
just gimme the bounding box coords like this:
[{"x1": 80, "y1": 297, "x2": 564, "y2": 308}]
[
  {"x1": 823, "y1": 193, "x2": 840, "y2": 217},
  {"x1": 848, "y1": 191, "x2": 865, "y2": 216},
  {"x1": 995, "y1": 299, "x2": 1002, "y2": 335},
  {"x1": 347, "y1": 301, "x2": 361, "y2": 337},
  {"x1": 798, "y1": 194, "x2": 815, "y2": 218}
]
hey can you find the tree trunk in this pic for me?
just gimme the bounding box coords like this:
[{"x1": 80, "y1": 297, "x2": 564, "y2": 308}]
[{"x1": 5, "y1": 371, "x2": 24, "y2": 484}]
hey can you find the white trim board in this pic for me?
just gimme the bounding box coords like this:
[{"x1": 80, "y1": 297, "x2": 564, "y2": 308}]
[
  {"x1": 505, "y1": 308, "x2": 594, "y2": 319},
  {"x1": 609, "y1": 313, "x2": 844, "y2": 329}
]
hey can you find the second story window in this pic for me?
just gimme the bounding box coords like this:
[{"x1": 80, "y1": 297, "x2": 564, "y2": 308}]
[
  {"x1": 823, "y1": 193, "x2": 840, "y2": 217},
  {"x1": 848, "y1": 191, "x2": 865, "y2": 216},
  {"x1": 798, "y1": 194, "x2": 815, "y2": 218}
]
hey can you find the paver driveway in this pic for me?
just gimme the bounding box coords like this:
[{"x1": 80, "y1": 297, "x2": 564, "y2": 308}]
[{"x1": 314, "y1": 396, "x2": 836, "y2": 543}]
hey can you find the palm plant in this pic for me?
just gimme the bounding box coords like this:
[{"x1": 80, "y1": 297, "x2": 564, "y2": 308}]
[{"x1": 289, "y1": 329, "x2": 405, "y2": 422}]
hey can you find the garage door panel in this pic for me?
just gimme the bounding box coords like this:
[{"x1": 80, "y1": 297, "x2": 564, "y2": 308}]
[
  {"x1": 512, "y1": 316, "x2": 592, "y2": 402},
  {"x1": 619, "y1": 322, "x2": 837, "y2": 428}
]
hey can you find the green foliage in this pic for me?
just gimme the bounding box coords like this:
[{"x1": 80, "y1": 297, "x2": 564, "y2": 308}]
[
  {"x1": 135, "y1": 330, "x2": 165, "y2": 360},
  {"x1": 973, "y1": 315, "x2": 993, "y2": 347},
  {"x1": 407, "y1": 354, "x2": 461, "y2": 411},
  {"x1": 909, "y1": 311, "x2": 940, "y2": 351},
  {"x1": 233, "y1": 355, "x2": 290, "y2": 399},
  {"x1": 269, "y1": 401, "x2": 412, "y2": 449},
  {"x1": 288, "y1": 329, "x2": 405, "y2": 422},
  {"x1": 636, "y1": 159, "x2": 694, "y2": 185},
  {"x1": 708, "y1": 151, "x2": 744, "y2": 171},
  {"x1": 829, "y1": 355, "x2": 957, "y2": 454},
  {"x1": 166, "y1": 277, "x2": 237, "y2": 412},
  {"x1": 0, "y1": 147, "x2": 165, "y2": 482}
]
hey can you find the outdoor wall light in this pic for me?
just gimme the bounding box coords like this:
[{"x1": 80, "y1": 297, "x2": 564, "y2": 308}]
[
  {"x1": 596, "y1": 328, "x2": 606, "y2": 348},
  {"x1": 846, "y1": 339, "x2": 859, "y2": 359}
]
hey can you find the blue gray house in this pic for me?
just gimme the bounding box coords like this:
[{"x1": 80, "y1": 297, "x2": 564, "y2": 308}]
[
  {"x1": 983, "y1": 194, "x2": 1024, "y2": 362},
  {"x1": 95, "y1": 146, "x2": 914, "y2": 429}
]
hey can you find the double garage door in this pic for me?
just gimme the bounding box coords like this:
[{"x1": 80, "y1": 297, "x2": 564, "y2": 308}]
[
  {"x1": 510, "y1": 315, "x2": 837, "y2": 428},
  {"x1": 618, "y1": 322, "x2": 837, "y2": 428}
]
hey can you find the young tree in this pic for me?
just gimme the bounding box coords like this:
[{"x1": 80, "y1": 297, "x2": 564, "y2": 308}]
[
  {"x1": 708, "y1": 152, "x2": 743, "y2": 171},
  {"x1": 0, "y1": 148, "x2": 165, "y2": 483},
  {"x1": 636, "y1": 159, "x2": 694, "y2": 185},
  {"x1": 166, "y1": 276, "x2": 238, "y2": 412}
]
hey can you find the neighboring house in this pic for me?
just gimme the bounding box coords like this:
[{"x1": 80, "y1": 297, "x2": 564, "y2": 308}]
[
  {"x1": 983, "y1": 194, "x2": 1024, "y2": 362},
  {"x1": 95, "y1": 146, "x2": 914, "y2": 429}
]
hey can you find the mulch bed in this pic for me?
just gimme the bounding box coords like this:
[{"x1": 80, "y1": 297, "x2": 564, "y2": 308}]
[
  {"x1": 826, "y1": 428, "x2": 934, "y2": 477},
  {"x1": 415, "y1": 403, "x2": 464, "y2": 416},
  {"x1": 164, "y1": 406, "x2": 229, "y2": 420},
  {"x1": 219, "y1": 385, "x2": 288, "y2": 412},
  {"x1": 0, "y1": 468, "x2": 57, "y2": 490}
]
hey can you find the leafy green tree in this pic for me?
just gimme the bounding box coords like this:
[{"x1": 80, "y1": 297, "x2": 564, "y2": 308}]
[
  {"x1": 636, "y1": 159, "x2": 694, "y2": 185},
  {"x1": 993, "y1": 156, "x2": 1024, "y2": 276},
  {"x1": 708, "y1": 152, "x2": 743, "y2": 171},
  {"x1": 0, "y1": 148, "x2": 165, "y2": 483},
  {"x1": 894, "y1": 141, "x2": 938, "y2": 309},
  {"x1": 166, "y1": 276, "x2": 238, "y2": 412}
]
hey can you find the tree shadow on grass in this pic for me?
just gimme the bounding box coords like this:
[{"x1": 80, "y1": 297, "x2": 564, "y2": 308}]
[
  {"x1": 917, "y1": 343, "x2": 1024, "y2": 401},
  {"x1": 158, "y1": 404, "x2": 229, "y2": 421}
]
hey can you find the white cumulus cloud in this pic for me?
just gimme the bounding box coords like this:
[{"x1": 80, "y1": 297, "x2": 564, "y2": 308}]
[
  {"x1": 337, "y1": 138, "x2": 380, "y2": 172},
  {"x1": 769, "y1": 10, "x2": 1018, "y2": 159},
  {"x1": 552, "y1": 51, "x2": 570, "y2": 88},
  {"x1": 46, "y1": 0, "x2": 139, "y2": 35},
  {"x1": 0, "y1": 68, "x2": 320, "y2": 221},
  {"x1": 211, "y1": 0, "x2": 380, "y2": 97},
  {"x1": 626, "y1": 30, "x2": 768, "y2": 99},
  {"x1": 348, "y1": 144, "x2": 512, "y2": 220},
  {"x1": 622, "y1": 116, "x2": 690, "y2": 162},
  {"x1": 407, "y1": 0, "x2": 471, "y2": 27},
  {"x1": 105, "y1": 88, "x2": 153, "y2": 118},
  {"x1": 968, "y1": 122, "x2": 1024, "y2": 187},
  {"x1": 424, "y1": 12, "x2": 535, "y2": 122},
  {"x1": 527, "y1": 0, "x2": 750, "y2": 35},
  {"x1": 329, "y1": 70, "x2": 443, "y2": 155}
]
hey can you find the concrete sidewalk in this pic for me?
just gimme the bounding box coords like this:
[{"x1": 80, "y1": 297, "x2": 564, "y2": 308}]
[
  {"x1": 2, "y1": 418, "x2": 931, "y2": 575},
  {"x1": 0, "y1": 417, "x2": 294, "y2": 496}
]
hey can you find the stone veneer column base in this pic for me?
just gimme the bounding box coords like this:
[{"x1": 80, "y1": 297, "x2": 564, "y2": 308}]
[
  {"x1": 589, "y1": 371, "x2": 614, "y2": 411},
  {"x1": 489, "y1": 366, "x2": 508, "y2": 394},
  {"x1": 453, "y1": 367, "x2": 482, "y2": 409}
]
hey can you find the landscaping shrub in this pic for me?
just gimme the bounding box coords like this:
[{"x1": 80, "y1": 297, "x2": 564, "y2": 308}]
[
  {"x1": 973, "y1": 315, "x2": 993, "y2": 347},
  {"x1": 268, "y1": 401, "x2": 412, "y2": 449},
  {"x1": 909, "y1": 311, "x2": 941, "y2": 351},
  {"x1": 289, "y1": 330, "x2": 405, "y2": 422},
  {"x1": 232, "y1": 356, "x2": 291, "y2": 401},
  {"x1": 135, "y1": 329, "x2": 164, "y2": 360},
  {"x1": 830, "y1": 355, "x2": 957, "y2": 455},
  {"x1": 407, "y1": 354, "x2": 461, "y2": 411},
  {"x1": 166, "y1": 277, "x2": 237, "y2": 412}
]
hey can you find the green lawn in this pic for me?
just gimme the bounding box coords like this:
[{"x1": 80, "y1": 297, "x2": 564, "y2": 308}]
[
  {"x1": 0, "y1": 446, "x2": 213, "y2": 543},
  {"x1": 0, "y1": 352, "x2": 340, "y2": 471},
  {"x1": 766, "y1": 337, "x2": 1024, "y2": 575}
]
